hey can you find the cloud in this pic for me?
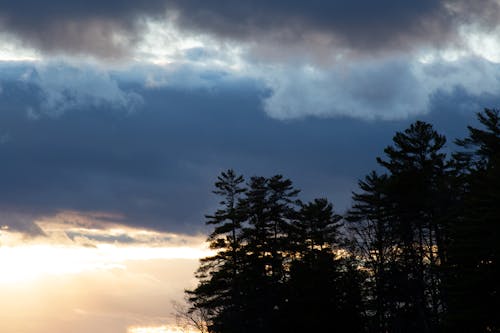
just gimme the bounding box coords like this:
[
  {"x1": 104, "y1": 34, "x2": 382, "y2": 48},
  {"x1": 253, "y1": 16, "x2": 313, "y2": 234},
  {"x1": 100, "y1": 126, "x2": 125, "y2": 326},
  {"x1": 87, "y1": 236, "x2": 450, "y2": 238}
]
[
  {"x1": 0, "y1": 1, "x2": 169, "y2": 57},
  {"x1": 171, "y1": 1, "x2": 446, "y2": 52},
  {"x1": 0, "y1": 212, "x2": 45, "y2": 236},
  {"x1": 22, "y1": 62, "x2": 143, "y2": 117},
  {"x1": 166, "y1": 1, "x2": 500, "y2": 64},
  {"x1": 0, "y1": 60, "x2": 496, "y2": 236},
  {"x1": 0, "y1": 216, "x2": 208, "y2": 287},
  {"x1": 260, "y1": 55, "x2": 500, "y2": 119},
  {"x1": 261, "y1": 59, "x2": 425, "y2": 120},
  {"x1": 1, "y1": 1, "x2": 500, "y2": 60},
  {"x1": 0, "y1": 220, "x2": 206, "y2": 331},
  {"x1": 0, "y1": 62, "x2": 367, "y2": 233}
]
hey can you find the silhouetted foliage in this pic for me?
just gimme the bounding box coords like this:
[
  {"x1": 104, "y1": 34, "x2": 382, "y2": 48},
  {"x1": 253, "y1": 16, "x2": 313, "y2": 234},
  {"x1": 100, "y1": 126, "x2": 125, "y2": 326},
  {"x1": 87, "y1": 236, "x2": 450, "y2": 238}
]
[
  {"x1": 187, "y1": 171, "x2": 360, "y2": 333},
  {"x1": 349, "y1": 121, "x2": 453, "y2": 333},
  {"x1": 186, "y1": 169, "x2": 247, "y2": 332},
  {"x1": 446, "y1": 109, "x2": 500, "y2": 332},
  {"x1": 186, "y1": 111, "x2": 500, "y2": 333}
]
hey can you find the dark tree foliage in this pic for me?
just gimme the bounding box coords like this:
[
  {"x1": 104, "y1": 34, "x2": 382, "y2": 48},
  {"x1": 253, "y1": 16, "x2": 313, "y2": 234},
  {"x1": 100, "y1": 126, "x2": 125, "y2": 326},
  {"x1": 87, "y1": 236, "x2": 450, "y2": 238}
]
[
  {"x1": 348, "y1": 171, "x2": 401, "y2": 332},
  {"x1": 187, "y1": 171, "x2": 362, "y2": 333},
  {"x1": 186, "y1": 111, "x2": 500, "y2": 333},
  {"x1": 447, "y1": 109, "x2": 500, "y2": 332},
  {"x1": 236, "y1": 175, "x2": 299, "y2": 333},
  {"x1": 285, "y1": 198, "x2": 365, "y2": 332},
  {"x1": 349, "y1": 121, "x2": 452, "y2": 333},
  {"x1": 291, "y1": 198, "x2": 342, "y2": 255},
  {"x1": 186, "y1": 169, "x2": 247, "y2": 333}
]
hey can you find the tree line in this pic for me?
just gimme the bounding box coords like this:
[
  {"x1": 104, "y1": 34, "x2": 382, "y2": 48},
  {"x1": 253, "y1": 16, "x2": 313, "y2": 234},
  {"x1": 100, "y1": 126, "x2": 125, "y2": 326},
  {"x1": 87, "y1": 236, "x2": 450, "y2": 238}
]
[{"x1": 185, "y1": 108, "x2": 500, "y2": 333}]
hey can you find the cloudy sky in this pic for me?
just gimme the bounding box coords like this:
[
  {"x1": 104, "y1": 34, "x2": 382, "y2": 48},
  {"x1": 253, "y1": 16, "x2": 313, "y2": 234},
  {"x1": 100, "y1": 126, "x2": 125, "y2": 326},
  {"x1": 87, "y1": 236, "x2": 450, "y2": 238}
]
[{"x1": 1, "y1": 1, "x2": 500, "y2": 332}]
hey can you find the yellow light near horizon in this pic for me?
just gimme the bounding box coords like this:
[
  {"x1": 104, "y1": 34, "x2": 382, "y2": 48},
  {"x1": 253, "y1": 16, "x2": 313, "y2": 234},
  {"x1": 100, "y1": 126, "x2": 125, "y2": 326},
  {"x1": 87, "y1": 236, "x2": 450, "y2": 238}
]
[
  {"x1": 0, "y1": 243, "x2": 210, "y2": 284},
  {"x1": 0, "y1": 245, "x2": 119, "y2": 283},
  {"x1": 128, "y1": 325, "x2": 199, "y2": 333}
]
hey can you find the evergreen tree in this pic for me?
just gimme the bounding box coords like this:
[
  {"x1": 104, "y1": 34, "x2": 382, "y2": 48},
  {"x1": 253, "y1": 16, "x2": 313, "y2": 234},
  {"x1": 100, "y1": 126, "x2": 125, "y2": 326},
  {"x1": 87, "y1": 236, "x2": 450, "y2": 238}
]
[
  {"x1": 378, "y1": 121, "x2": 450, "y2": 332},
  {"x1": 237, "y1": 175, "x2": 299, "y2": 333},
  {"x1": 447, "y1": 109, "x2": 500, "y2": 332},
  {"x1": 185, "y1": 113, "x2": 500, "y2": 333},
  {"x1": 348, "y1": 171, "x2": 401, "y2": 332},
  {"x1": 291, "y1": 198, "x2": 342, "y2": 256},
  {"x1": 188, "y1": 172, "x2": 366, "y2": 333},
  {"x1": 350, "y1": 121, "x2": 451, "y2": 332},
  {"x1": 187, "y1": 169, "x2": 246, "y2": 333},
  {"x1": 286, "y1": 198, "x2": 364, "y2": 332}
]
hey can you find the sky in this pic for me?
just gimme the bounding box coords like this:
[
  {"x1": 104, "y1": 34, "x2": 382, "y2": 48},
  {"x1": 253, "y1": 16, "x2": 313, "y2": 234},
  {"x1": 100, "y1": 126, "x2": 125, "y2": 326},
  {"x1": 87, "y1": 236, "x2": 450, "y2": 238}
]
[{"x1": 2, "y1": 1, "x2": 500, "y2": 332}]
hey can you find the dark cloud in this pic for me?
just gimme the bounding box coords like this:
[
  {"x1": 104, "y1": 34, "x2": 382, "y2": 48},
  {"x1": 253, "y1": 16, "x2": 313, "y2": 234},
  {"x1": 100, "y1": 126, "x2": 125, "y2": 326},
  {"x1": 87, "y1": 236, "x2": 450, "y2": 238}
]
[
  {"x1": 172, "y1": 1, "x2": 448, "y2": 52},
  {"x1": 65, "y1": 231, "x2": 136, "y2": 244},
  {"x1": 0, "y1": 62, "x2": 489, "y2": 235},
  {"x1": 170, "y1": 0, "x2": 500, "y2": 57},
  {"x1": 0, "y1": 212, "x2": 45, "y2": 236},
  {"x1": 1, "y1": 1, "x2": 499, "y2": 57},
  {"x1": 0, "y1": 0, "x2": 168, "y2": 57}
]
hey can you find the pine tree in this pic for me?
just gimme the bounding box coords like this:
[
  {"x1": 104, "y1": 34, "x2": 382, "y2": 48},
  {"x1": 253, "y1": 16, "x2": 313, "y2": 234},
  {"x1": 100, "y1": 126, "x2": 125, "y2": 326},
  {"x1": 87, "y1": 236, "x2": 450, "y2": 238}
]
[
  {"x1": 285, "y1": 198, "x2": 363, "y2": 332},
  {"x1": 237, "y1": 175, "x2": 299, "y2": 333},
  {"x1": 350, "y1": 121, "x2": 451, "y2": 332},
  {"x1": 447, "y1": 109, "x2": 500, "y2": 332},
  {"x1": 291, "y1": 198, "x2": 342, "y2": 256},
  {"x1": 184, "y1": 113, "x2": 500, "y2": 333},
  {"x1": 348, "y1": 171, "x2": 401, "y2": 332},
  {"x1": 186, "y1": 169, "x2": 246, "y2": 333}
]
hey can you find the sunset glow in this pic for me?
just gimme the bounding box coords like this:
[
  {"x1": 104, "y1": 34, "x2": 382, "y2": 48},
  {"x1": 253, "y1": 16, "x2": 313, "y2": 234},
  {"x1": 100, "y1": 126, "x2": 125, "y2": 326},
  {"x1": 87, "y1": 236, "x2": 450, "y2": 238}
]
[
  {"x1": 128, "y1": 325, "x2": 198, "y2": 333},
  {"x1": 0, "y1": 243, "x2": 208, "y2": 284},
  {"x1": 0, "y1": 220, "x2": 207, "y2": 333}
]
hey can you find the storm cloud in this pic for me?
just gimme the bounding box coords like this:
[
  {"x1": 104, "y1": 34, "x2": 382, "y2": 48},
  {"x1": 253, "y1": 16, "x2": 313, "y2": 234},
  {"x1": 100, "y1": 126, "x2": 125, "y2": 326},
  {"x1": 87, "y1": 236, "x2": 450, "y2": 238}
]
[
  {"x1": 1, "y1": 1, "x2": 500, "y2": 235},
  {"x1": 0, "y1": 62, "x2": 490, "y2": 235},
  {"x1": 0, "y1": 0, "x2": 169, "y2": 57},
  {"x1": 1, "y1": 1, "x2": 500, "y2": 58}
]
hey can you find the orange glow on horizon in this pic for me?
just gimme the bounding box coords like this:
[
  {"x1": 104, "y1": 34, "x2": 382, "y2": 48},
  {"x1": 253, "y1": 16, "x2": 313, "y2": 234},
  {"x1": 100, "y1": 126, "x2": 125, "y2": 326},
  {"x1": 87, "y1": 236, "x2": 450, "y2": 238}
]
[
  {"x1": 0, "y1": 217, "x2": 212, "y2": 284},
  {"x1": 0, "y1": 215, "x2": 210, "y2": 332},
  {"x1": 0, "y1": 243, "x2": 210, "y2": 284},
  {"x1": 128, "y1": 325, "x2": 199, "y2": 333}
]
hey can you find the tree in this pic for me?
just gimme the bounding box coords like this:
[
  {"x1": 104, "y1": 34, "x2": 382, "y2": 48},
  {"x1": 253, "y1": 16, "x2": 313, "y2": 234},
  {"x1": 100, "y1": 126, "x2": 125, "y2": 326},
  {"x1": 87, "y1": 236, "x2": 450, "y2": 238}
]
[
  {"x1": 447, "y1": 109, "x2": 500, "y2": 332},
  {"x1": 184, "y1": 113, "x2": 500, "y2": 333},
  {"x1": 348, "y1": 171, "x2": 400, "y2": 332},
  {"x1": 291, "y1": 198, "x2": 342, "y2": 257},
  {"x1": 186, "y1": 169, "x2": 246, "y2": 333},
  {"x1": 173, "y1": 298, "x2": 210, "y2": 333},
  {"x1": 286, "y1": 198, "x2": 364, "y2": 332},
  {"x1": 350, "y1": 121, "x2": 451, "y2": 332},
  {"x1": 188, "y1": 172, "x2": 366, "y2": 333},
  {"x1": 237, "y1": 175, "x2": 299, "y2": 333}
]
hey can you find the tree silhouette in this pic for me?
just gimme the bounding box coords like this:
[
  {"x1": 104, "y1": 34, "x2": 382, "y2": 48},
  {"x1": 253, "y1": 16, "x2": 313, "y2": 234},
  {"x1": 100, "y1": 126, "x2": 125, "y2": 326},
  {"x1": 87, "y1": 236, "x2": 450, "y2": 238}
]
[
  {"x1": 447, "y1": 109, "x2": 500, "y2": 332},
  {"x1": 186, "y1": 169, "x2": 247, "y2": 333},
  {"x1": 286, "y1": 198, "x2": 364, "y2": 332},
  {"x1": 350, "y1": 121, "x2": 451, "y2": 332},
  {"x1": 185, "y1": 113, "x2": 500, "y2": 333}
]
